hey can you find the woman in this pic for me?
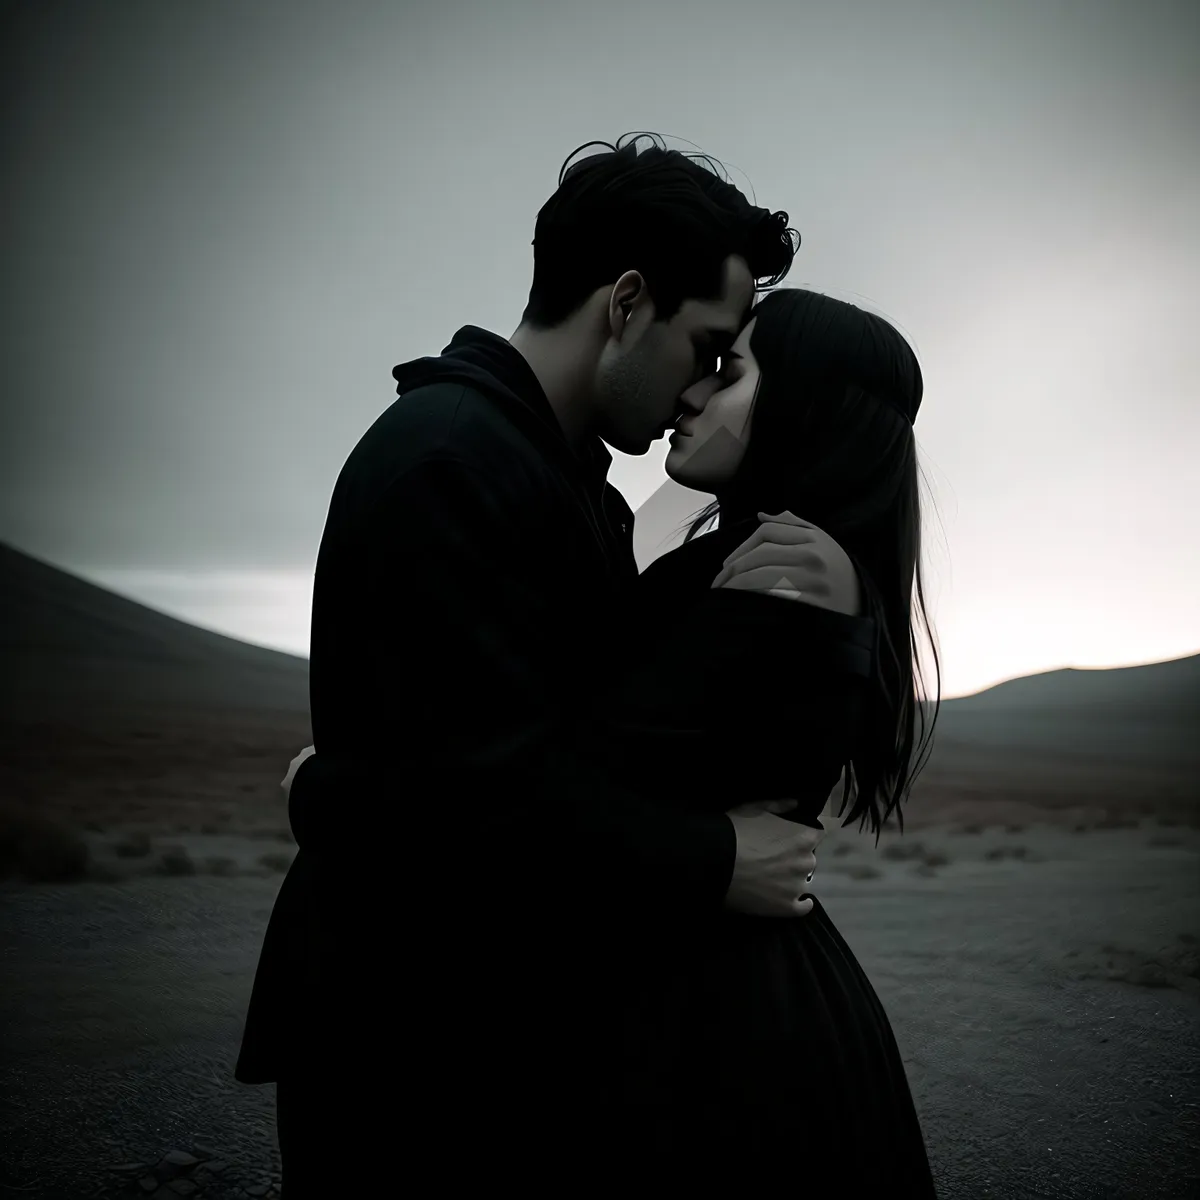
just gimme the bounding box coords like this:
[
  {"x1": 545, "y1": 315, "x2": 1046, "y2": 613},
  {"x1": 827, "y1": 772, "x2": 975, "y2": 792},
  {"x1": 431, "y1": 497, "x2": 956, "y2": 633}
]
[
  {"x1": 639, "y1": 283, "x2": 938, "y2": 849},
  {"x1": 282, "y1": 287, "x2": 941, "y2": 1191},
  {"x1": 577, "y1": 285, "x2": 941, "y2": 1191}
]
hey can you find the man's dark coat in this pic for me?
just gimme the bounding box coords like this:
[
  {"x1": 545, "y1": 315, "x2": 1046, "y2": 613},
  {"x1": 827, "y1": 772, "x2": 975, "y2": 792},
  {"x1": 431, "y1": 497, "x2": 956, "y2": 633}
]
[{"x1": 235, "y1": 326, "x2": 890, "y2": 1178}]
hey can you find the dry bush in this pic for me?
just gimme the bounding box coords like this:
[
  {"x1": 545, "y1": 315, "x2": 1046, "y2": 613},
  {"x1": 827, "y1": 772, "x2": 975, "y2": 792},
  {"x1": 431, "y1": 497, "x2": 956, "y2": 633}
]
[
  {"x1": 984, "y1": 845, "x2": 1032, "y2": 862},
  {"x1": 881, "y1": 841, "x2": 928, "y2": 862},
  {"x1": 0, "y1": 806, "x2": 91, "y2": 883},
  {"x1": 158, "y1": 846, "x2": 196, "y2": 876},
  {"x1": 113, "y1": 831, "x2": 152, "y2": 858},
  {"x1": 843, "y1": 864, "x2": 882, "y2": 881},
  {"x1": 1093, "y1": 816, "x2": 1140, "y2": 831}
]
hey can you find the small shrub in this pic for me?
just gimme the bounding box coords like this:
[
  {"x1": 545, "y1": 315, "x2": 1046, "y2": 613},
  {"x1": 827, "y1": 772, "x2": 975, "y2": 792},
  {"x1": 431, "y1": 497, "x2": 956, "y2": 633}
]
[
  {"x1": 1094, "y1": 816, "x2": 1139, "y2": 831},
  {"x1": 0, "y1": 809, "x2": 91, "y2": 883},
  {"x1": 114, "y1": 832, "x2": 152, "y2": 858},
  {"x1": 159, "y1": 846, "x2": 196, "y2": 876},
  {"x1": 204, "y1": 856, "x2": 237, "y2": 877},
  {"x1": 983, "y1": 846, "x2": 1031, "y2": 862},
  {"x1": 258, "y1": 851, "x2": 294, "y2": 873},
  {"x1": 881, "y1": 841, "x2": 926, "y2": 862},
  {"x1": 844, "y1": 864, "x2": 882, "y2": 881}
]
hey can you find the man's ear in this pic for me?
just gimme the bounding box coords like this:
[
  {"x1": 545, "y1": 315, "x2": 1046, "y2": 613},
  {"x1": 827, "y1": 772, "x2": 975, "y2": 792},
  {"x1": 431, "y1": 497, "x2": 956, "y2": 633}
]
[{"x1": 608, "y1": 270, "x2": 648, "y2": 339}]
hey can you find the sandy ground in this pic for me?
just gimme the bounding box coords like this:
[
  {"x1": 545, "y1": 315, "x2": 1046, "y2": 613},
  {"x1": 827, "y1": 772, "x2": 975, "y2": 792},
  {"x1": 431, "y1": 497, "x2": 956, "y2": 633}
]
[
  {"x1": 5, "y1": 522, "x2": 1199, "y2": 1198},
  {"x1": 2, "y1": 814, "x2": 1198, "y2": 1199}
]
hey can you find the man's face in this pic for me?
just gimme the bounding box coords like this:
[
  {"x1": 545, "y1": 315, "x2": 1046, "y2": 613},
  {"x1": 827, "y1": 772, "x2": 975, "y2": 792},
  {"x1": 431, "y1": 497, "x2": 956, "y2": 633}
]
[{"x1": 593, "y1": 254, "x2": 754, "y2": 456}]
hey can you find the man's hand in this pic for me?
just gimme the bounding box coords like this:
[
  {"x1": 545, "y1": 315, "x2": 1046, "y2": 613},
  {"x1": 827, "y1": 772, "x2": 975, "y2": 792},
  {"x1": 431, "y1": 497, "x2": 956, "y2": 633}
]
[
  {"x1": 281, "y1": 745, "x2": 316, "y2": 799},
  {"x1": 724, "y1": 800, "x2": 823, "y2": 918},
  {"x1": 711, "y1": 511, "x2": 863, "y2": 617}
]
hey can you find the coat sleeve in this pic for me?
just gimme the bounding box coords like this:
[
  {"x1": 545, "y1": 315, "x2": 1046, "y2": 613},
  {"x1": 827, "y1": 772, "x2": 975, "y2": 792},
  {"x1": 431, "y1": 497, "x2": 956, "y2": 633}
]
[
  {"x1": 596, "y1": 588, "x2": 877, "y2": 814},
  {"x1": 289, "y1": 453, "x2": 737, "y2": 922}
]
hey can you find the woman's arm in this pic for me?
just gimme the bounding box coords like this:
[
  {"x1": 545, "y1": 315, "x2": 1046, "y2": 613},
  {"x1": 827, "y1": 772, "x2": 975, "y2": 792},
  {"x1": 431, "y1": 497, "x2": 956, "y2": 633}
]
[{"x1": 594, "y1": 582, "x2": 875, "y2": 815}]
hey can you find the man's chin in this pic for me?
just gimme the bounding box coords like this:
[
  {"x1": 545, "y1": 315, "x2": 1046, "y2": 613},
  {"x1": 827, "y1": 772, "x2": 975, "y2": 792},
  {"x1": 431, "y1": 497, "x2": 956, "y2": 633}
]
[{"x1": 606, "y1": 436, "x2": 655, "y2": 457}]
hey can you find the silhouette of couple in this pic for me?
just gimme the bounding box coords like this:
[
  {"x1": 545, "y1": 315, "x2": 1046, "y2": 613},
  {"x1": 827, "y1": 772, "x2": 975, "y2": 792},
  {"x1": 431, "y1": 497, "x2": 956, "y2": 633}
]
[{"x1": 237, "y1": 132, "x2": 940, "y2": 1195}]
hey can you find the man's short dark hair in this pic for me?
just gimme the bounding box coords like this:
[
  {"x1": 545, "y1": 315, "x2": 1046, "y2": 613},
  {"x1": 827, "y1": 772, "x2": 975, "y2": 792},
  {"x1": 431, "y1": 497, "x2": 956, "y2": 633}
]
[{"x1": 521, "y1": 132, "x2": 799, "y2": 329}]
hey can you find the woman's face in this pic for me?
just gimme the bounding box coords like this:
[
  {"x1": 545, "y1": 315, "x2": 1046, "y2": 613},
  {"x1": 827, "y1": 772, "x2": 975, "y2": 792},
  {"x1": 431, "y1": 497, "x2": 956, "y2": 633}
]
[{"x1": 665, "y1": 317, "x2": 761, "y2": 490}]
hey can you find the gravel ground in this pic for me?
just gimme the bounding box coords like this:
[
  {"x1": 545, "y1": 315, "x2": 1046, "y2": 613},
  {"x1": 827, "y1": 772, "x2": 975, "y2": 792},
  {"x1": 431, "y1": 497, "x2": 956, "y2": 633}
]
[{"x1": 2, "y1": 820, "x2": 1198, "y2": 1199}]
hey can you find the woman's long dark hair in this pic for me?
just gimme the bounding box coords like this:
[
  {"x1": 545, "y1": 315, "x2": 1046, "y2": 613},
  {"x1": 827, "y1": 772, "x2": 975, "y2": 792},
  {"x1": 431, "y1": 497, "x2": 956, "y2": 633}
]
[{"x1": 684, "y1": 288, "x2": 941, "y2": 844}]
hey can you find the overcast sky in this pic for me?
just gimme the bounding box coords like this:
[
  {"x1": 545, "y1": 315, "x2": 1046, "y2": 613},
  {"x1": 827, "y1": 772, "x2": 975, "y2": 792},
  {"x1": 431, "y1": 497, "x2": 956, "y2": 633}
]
[{"x1": 2, "y1": 0, "x2": 1197, "y2": 698}]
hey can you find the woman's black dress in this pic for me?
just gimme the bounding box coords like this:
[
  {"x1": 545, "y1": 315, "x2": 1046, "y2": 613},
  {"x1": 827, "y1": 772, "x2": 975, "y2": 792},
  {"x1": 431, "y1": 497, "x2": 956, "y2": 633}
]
[{"x1": 590, "y1": 517, "x2": 938, "y2": 1194}]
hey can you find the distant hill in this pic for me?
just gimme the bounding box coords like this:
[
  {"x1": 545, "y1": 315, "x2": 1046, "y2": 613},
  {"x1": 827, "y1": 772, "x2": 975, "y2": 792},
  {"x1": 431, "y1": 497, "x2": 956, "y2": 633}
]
[
  {"x1": 0, "y1": 542, "x2": 311, "y2": 832},
  {"x1": 906, "y1": 651, "x2": 1200, "y2": 823},
  {"x1": 0, "y1": 540, "x2": 308, "y2": 717},
  {"x1": 929, "y1": 653, "x2": 1200, "y2": 765},
  {"x1": 1, "y1": 541, "x2": 1195, "y2": 831},
  {"x1": 945, "y1": 652, "x2": 1200, "y2": 715}
]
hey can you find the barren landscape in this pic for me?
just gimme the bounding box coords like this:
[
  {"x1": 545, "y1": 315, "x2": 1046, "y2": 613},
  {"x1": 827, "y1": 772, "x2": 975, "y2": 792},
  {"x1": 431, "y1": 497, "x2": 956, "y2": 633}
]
[{"x1": 2, "y1": 541, "x2": 1198, "y2": 1199}]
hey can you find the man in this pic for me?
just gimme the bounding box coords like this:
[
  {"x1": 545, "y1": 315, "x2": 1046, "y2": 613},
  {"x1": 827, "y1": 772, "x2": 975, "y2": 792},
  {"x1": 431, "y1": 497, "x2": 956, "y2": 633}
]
[{"x1": 235, "y1": 133, "x2": 858, "y2": 1191}]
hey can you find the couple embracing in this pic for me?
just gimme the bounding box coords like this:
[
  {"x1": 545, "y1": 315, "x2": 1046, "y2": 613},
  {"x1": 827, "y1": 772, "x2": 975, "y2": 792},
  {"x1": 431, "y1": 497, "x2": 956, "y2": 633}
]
[{"x1": 236, "y1": 131, "x2": 941, "y2": 1195}]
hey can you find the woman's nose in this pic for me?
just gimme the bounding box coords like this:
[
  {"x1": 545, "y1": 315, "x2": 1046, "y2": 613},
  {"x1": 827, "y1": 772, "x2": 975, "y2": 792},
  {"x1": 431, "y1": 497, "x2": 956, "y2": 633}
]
[{"x1": 679, "y1": 377, "x2": 717, "y2": 413}]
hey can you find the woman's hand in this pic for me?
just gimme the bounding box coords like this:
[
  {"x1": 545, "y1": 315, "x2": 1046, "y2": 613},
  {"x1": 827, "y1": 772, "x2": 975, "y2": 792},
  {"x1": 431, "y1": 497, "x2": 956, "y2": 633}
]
[
  {"x1": 281, "y1": 745, "x2": 316, "y2": 800},
  {"x1": 711, "y1": 511, "x2": 863, "y2": 617}
]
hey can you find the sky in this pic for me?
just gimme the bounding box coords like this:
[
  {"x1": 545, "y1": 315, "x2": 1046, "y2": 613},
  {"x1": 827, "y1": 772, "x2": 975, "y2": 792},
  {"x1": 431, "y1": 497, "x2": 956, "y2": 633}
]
[{"x1": 2, "y1": 0, "x2": 1197, "y2": 699}]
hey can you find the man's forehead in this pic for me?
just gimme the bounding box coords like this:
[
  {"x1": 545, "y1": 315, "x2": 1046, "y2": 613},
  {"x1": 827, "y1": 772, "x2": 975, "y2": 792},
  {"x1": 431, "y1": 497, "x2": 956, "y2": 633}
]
[
  {"x1": 686, "y1": 256, "x2": 754, "y2": 334},
  {"x1": 689, "y1": 298, "x2": 750, "y2": 343}
]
